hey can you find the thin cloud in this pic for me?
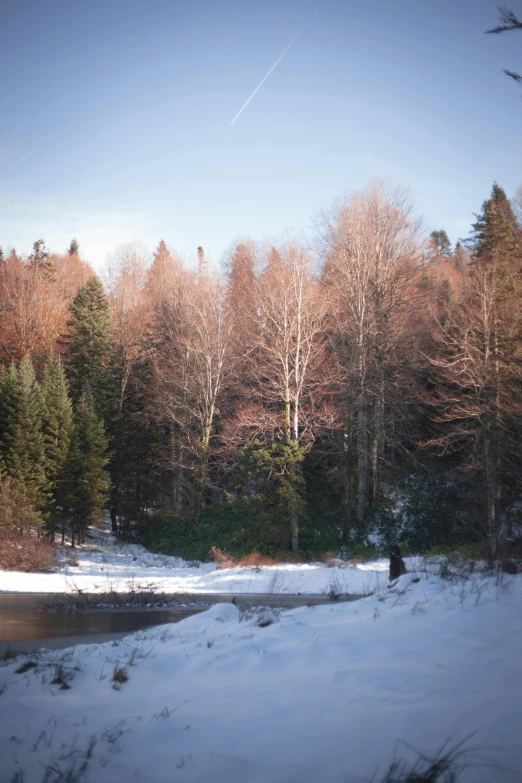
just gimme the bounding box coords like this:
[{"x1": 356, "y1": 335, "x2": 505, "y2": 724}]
[{"x1": 230, "y1": 0, "x2": 326, "y2": 126}]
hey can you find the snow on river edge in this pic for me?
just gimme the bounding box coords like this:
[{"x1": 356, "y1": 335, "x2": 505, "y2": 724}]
[
  {"x1": 0, "y1": 529, "x2": 391, "y2": 596},
  {"x1": 1, "y1": 569, "x2": 521, "y2": 782}
]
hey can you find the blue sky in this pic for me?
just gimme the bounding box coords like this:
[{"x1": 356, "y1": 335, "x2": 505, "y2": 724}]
[{"x1": 1, "y1": 0, "x2": 521, "y2": 269}]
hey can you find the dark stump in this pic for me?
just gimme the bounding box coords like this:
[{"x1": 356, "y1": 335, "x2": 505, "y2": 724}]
[{"x1": 389, "y1": 545, "x2": 407, "y2": 581}]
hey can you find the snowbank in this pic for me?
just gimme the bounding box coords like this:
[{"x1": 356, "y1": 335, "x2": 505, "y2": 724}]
[
  {"x1": 1, "y1": 570, "x2": 521, "y2": 782},
  {"x1": 0, "y1": 530, "x2": 391, "y2": 596}
]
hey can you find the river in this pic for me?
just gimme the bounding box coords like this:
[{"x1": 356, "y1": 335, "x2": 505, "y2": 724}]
[{"x1": 0, "y1": 592, "x2": 349, "y2": 654}]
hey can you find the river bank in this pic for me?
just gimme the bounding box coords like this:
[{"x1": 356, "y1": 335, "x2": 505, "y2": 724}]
[
  {"x1": 1, "y1": 570, "x2": 521, "y2": 782},
  {"x1": 0, "y1": 526, "x2": 392, "y2": 596}
]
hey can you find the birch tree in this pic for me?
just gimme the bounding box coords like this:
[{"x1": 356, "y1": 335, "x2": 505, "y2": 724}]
[
  {"x1": 229, "y1": 244, "x2": 329, "y2": 551},
  {"x1": 321, "y1": 181, "x2": 423, "y2": 532},
  {"x1": 150, "y1": 256, "x2": 233, "y2": 522}
]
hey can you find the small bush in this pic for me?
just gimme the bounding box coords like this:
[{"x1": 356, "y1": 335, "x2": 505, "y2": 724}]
[
  {"x1": 112, "y1": 665, "x2": 128, "y2": 685},
  {"x1": 0, "y1": 478, "x2": 53, "y2": 573},
  {"x1": 0, "y1": 535, "x2": 55, "y2": 572},
  {"x1": 322, "y1": 551, "x2": 338, "y2": 567},
  {"x1": 238, "y1": 552, "x2": 278, "y2": 567},
  {"x1": 210, "y1": 547, "x2": 235, "y2": 569},
  {"x1": 500, "y1": 558, "x2": 519, "y2": 575},
  {"x1": 324, "y1": 575, "x2": 345, "y2": 601},
  {"x1": 375, "y1": 735, "x2": 479, "y2": 782},
  {"x1": 51, "y1": 663, "x2": 72, "y2": 690},
  {"x1": 0, "y1": 477, "x2": 42, "y2": 535},
  {"x1": 0, "y1": 647, "x2": 20, "y2": 664},
  {"x1": 211, "y1": 547, "x2": 305, "y2": 569}
]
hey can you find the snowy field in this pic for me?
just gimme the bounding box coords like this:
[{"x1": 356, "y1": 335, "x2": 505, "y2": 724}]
[
  {"x1": 0, "y1": 530, "x2": 391, "y2": 596},
  {"x1": 0, "y1": 568, "x2": 521, "y2": 782}
]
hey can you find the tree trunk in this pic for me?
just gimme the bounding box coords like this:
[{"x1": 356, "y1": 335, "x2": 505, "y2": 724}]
[
  {"x1": 110, "y1": 507, "x2": 118, "y2": 536},
  {"x1": 370, "y1": 381, "x2": 384, "y2": 504},
  {"x1": 176, "y1": 435, "x2": 184, "y2": 508},
  {"x1": 356, "y1": 389, "x2": 368, "y2": 525},
  {"x1": 291, "y1": 460, "x2": 299, "y2": 552},
  {"x1": 284, "y1": 396, "x2": 291, "y2": 443},
  {"x1": 342, "y1": 413, "x2": 355, "y2": 541},
  {"x1": 484, "y1": 420, "x2": 498, "y2": 559}
]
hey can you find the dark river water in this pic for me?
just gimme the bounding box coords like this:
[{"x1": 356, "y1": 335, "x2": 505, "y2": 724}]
[
  {"x1": 0, "y1": 594, "x2": 205, "y2": 652},
  {"x1": 0, "y1": 593, "x2": 342, "y2": 653}
]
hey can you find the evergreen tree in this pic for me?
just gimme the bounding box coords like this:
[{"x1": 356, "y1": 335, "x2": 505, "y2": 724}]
[
  {"x1": 470, "y1": 183, "x2": 522, "y2": 263},
  {"x1": 0, "y1": 358, "x2": 48, "y2": 508},
  {"x1": 65, "y1": 275, "x2": 113, "y2": 415},
  {"x1": 452, "y1": 241, "x2": 469, "y2": 273},
  {"x1": 29, "y1": 238, "x2": 55, "y2": 280},
  {"x1": 41, "y1": 353, "x2": 73, "y2": 533},
  {"x1": 65, "y1": 386, "x2": 110, "y2": 546},
  {"x1": 430, "y1": 230, "x2": 451, "y2": 258},
  {"x1": 68, "y1": 238, "x2": 80, "y2": 256}
]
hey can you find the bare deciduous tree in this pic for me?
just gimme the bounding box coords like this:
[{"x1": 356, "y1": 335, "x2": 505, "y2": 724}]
[
  {"x1": 148, "y1": 247, "x2": 233, "y2": 521},
  {"x1": 227, "y1": 243, "x2": 330, "y2": 550},
  {"x1": 321, "y1": 181, "x2": 424, "y2": 532},
  {"x1": 425, "y1": 250, "x2": 522, "y2": 556}
]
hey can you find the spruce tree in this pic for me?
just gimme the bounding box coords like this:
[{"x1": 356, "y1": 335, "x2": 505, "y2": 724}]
[
  {"x1": 68, "y1": 238, "x2": 79, "y2": 256},
  {"x1": 0, "y1": 358, "x2": 48, "y2": 508},
  {"x1": 462, "y1": 184, "x2": 522, "y2": 554},
  {"x1": 65, "y1": 386, "x2": 110, "y2": 545},
  {"x1": 470, "y1": 183, "x2": 522, "y2": 264},
  {"x1": 65, "y1": 275, "x2": 113, "y2": 416},
  {"x1": 41, "y1": 353, "x2": 73, "y2": 534}
]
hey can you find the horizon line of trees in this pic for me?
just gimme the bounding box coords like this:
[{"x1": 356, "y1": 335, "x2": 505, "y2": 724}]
[{"x1": 1, "y1": 179, "x2": 521, "y2": 560}]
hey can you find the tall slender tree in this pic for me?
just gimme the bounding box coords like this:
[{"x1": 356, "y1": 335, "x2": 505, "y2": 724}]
[
  {"x1": 322, "y1": 182, "x2": 423, "y2": 534},
  {"x1": 0, "y1": 357, "x2": 48, "y2": 508},
  {"x1": 41, "y1": 352, "x2": 73, "y2": 535},
  {"x1": 65, "y1": 275, "x2": 113, "y2": 416},
  {"x1": 65, "y1": 386, "x2": 110, "y2": 546},
  {"x1": 427, "y1": 184, "x2": 522, "y2": 556}
]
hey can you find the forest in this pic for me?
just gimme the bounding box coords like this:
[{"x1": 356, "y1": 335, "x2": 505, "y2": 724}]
[{"x1": 1, "y1": 180, "x2": 521, "y2": 565}]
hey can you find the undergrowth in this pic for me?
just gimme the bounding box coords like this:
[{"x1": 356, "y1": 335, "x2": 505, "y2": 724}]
[
  {"x1": 0, "y1": 535, "x2": 55, "y2": 572},
  {"x1": 373, "y1": 734, "x2": 490, "y2": 783}
]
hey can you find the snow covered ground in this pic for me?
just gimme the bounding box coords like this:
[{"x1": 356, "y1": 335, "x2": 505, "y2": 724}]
[
  {"x1": 0, "y1": 529, "x2": 391, "y2": 596},
  {"x1": 1, "y1": 568, "x2": 521, "y2": 782}
]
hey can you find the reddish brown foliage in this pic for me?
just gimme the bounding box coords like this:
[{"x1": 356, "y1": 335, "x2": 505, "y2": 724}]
[
  {"x1": 0, "y1": 535, "x2": 55, "y2": 572},
  {"x1": 211, "y1": 546, "x2": 309, "y2": 568},
  {"x1": 0, "y1": 251, "x2": 93, "y2": 366},
  {"x1": 322, "y1": 552, "x2": 338, "y2": 567}
]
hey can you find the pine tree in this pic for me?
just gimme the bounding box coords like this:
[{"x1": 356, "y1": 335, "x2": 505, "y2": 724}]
[
  {"x1": 0, "y1": 358, "x2": 48, "y2": 508},
  {"x1": 65, "y1": 275, "x2": 113, "y2": 415},
  {"x1": 65, "y1": 386, "x2": 110, "y2": 546}
]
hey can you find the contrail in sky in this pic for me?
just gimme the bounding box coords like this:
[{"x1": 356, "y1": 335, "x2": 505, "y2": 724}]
[{"x1": 230, "y1": 0, "x2": 326, "y2": 126}]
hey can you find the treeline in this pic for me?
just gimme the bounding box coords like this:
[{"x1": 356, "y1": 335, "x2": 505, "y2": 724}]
[{"x1": 1, "y1": 180, "x2": 521, "y2": 560}]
